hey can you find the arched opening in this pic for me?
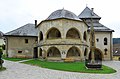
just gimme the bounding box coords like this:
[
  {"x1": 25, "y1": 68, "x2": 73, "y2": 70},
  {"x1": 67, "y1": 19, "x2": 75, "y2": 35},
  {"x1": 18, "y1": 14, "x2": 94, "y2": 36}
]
[
  {"x1": 66, "y1": 28, "x2": 80, "y2": 39},
  {"x1": 88, "y1": 48, "x2": 103, "y2": 61},
  {"x1": 47, "y1": 28, "x2": 61, "y2": 39},
  {"x1": 104, "y1": 37, "x2": 107, "y2": 45},
  {"x1": 33, "y1": 47, "x2": 38, "y2": 58},
  {"x1": 39, "y1": 48, "x2": 42, "y2": 57},
  {"x1": 84, "y1": 48, "x2": 88, "y2": 57},
  {"x1": 47, "y1": 47, "x2": 61, "y2": 57},
  {"x1": 83, "y1": 31, "x2": 87, "y2": 41},
  {"x1": 39, "y1": 31, "x2": 43, "y2": 41},
  {"x1": 67, "y1": 47, "x2": 80, "y2": 57}
]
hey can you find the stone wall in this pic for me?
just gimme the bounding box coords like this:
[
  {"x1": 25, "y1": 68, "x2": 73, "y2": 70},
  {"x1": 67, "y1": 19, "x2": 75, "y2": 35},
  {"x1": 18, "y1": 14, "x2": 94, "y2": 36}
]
[
  {"x1": 37, "y1": 19, "x2": 88, "y2": 61},
  {"x1": 6, "y1": 36, "x2": 37, "y2": 58}
]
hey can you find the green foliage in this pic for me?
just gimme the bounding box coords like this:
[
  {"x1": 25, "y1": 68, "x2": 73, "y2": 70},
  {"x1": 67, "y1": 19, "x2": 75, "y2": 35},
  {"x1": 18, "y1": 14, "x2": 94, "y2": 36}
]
[
  {"x1": 2, "y1": 44, "x2": 5, "y2": 50},
  {"x1": 0, "y1": 49, "x2": 3, "y2": 53},
  {"x1": 22, "y1": 59, "x2": 116, "y2": 74}
]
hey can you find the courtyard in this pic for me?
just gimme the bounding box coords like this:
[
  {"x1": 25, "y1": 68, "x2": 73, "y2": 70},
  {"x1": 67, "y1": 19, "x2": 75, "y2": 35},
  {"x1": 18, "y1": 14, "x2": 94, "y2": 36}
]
[{"x1": 0, "y1": 60, "x2": 120, "y2": 79}]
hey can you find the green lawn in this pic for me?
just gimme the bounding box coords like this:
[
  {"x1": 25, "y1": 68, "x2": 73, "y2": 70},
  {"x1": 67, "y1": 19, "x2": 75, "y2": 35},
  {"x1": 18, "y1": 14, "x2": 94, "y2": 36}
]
[
  {"x1": 3, "y1": 57, "x2": 30, "y2": 61},
  {"x1": 22, "y1": 59, "x2": 116, "y2": 74}
]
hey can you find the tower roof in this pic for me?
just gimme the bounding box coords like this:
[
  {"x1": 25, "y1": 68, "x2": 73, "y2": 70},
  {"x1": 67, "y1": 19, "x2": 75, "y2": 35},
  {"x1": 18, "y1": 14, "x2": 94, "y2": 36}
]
[
  {"x1": 78, "y1": 7, "x2": 101, "y2": 19},
  {"x1": 46, "y1": 9, "x2": 81, "y2": 21}
]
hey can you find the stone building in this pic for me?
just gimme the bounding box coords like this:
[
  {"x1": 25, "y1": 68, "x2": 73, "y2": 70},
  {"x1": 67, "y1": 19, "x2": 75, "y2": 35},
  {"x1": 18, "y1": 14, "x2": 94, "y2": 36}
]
[
  {"x1": 36, "y1": 7, "x2": 114, "y2": 61},
  {"x1": 4, "y1": 7, "x2": 114, "y2": 60},
  {"x1": 4, "y1": 24, "x2": 38, "y2": 58},
  {"x1": 78, "y1": 7, "x2": 114, "y2": 60},
  {"x1": 113, "y1": 38, "x2": 120, "y2": 60}
]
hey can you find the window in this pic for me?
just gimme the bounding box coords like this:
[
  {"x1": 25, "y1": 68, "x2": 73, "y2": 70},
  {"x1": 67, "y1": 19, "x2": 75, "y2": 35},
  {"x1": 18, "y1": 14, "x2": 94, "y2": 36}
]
[
  {"x1": 18, "y1": 51, "x2": 22, "y2": 53},
  {"x1": 83, "y1": 31, "x2": 87, "y2": 41},
  {"x1": 25, "y1": 39, "x2": 28, "y2": 43},
  {"x1": 96, "y1": 38, "x2": 99, "y2": 42},
  {"x1": 104, "y1": 38, "x2": 107, "y2": 45},
  {"x1": 35, "y1": 39, "x2": 38, "y2": 43},
  {"x1": 104, "y1": 48, "x2": 107, "y2": 55},
  {"x1": 39, "y1": 31, "x2": 43, "y2": 41}
]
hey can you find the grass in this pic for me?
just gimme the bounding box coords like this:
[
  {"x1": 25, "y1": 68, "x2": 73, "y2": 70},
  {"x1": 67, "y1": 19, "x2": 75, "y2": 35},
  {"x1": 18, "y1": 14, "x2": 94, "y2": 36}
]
[
  {"x1": 3, "y1": 57, "x2": 30, "y2": 61},
  {"x1": 0, "y1": 67, "x2": 6, "y2": 71},
  {"x1": 22, "y1": 59, "x2": 116, "y2": 74}
]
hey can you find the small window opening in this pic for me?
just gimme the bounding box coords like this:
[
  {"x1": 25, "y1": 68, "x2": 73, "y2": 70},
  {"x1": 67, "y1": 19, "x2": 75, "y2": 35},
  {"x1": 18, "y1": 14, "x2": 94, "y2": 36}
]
[
  {"x1": 18, "y1": 51, "x2": 22, "y2": 53},
  {"x1": 96, "y1": 38, "x2": 99, "y2": 42},
  {"x1": 25, "y1": 39, "x2": 28, "y2": 43}
]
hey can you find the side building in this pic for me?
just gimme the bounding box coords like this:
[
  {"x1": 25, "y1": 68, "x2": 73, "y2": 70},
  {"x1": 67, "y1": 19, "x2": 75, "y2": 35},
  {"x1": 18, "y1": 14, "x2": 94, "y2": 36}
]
[
  {"x1": 113, "y1": 38, "x2": 120, "y2": 60},
  {"x1": 4, "y1": 24, "x2": 38, "y2": 58},
  {"x1": 78, "y1": 7, "x2": 114, "y2": 60}
]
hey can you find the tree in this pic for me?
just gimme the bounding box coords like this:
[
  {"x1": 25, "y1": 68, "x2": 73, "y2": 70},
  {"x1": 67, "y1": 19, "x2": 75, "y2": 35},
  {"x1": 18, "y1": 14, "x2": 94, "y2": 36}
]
[{"x1": 0, "y1": 45, "x2": 4, "y2": 68}]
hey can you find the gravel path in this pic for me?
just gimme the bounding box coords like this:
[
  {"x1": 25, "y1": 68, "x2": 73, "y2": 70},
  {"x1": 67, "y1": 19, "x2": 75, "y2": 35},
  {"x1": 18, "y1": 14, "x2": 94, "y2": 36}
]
[{"x1": 0, "y1": 60, "x2": 120, "y2": 79}]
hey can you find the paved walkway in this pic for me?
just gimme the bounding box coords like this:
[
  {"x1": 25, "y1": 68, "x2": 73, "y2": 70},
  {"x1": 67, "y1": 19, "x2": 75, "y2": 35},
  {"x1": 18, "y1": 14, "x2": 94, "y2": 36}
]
[{"x1": 0, "y1": 60, "x2": 120, "y2": 79}]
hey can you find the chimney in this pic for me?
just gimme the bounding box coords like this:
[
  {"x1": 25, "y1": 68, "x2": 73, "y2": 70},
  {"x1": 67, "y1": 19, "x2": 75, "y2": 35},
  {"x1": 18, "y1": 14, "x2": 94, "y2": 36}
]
[
  {"x1": 91, "y1": 8, "x2": 94, "y2": 16},
  {"x1": 35, "y1": 20, "x2": 37, "y2": 27}
]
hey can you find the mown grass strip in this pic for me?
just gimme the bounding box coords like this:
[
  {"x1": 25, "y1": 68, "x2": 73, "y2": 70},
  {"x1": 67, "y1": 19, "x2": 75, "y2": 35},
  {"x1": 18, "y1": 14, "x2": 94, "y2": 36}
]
[
  {"x1": 3, "y1": 57, "x2": 30, "y2": 61},
  {"x1": 22, "y1": 59, "x2": 116, "y2": 74}
]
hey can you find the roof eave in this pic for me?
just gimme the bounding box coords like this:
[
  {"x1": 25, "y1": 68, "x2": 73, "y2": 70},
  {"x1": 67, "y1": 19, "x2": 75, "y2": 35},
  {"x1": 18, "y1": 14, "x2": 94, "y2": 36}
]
[
  {"x1": 4, "y1": 34, "x2": 37, "y2": 37},
  {"x1": 36, "y1": 18, "x2": 83, "y2": 28},
  {"x1": 87, "y1": 29, "x2": 114, "y2": 32}
]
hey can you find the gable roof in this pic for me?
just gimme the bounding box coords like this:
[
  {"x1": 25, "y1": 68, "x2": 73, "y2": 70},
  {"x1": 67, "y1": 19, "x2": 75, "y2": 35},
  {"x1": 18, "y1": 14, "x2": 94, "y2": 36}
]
[
  {"x1": 78, "y1": 7, "x2": 101, "y2": 19},
  {"x1": 5, "y1": 23, "x2": 38, "y2": 37},
  {"x1": 79, "y1": 7, "x2": 114, "y2": 32}
]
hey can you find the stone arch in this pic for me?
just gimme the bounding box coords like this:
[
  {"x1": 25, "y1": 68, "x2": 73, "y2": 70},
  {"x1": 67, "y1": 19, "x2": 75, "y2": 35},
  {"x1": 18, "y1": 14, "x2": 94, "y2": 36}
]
[
  {"x1": 46, "y1": 27, "x2": 61, "y2": 39},
  {"x1": 39, "y1": 31, "x2": 43, "y2": 41},
  {"x1": 66, "y1": 28, "x2": 81, "y2": 39},
  {"x1": 83, "y1": 31, "x2": 87, "y2": 41},
  {"x1": 47, "y1": 47, "x2": 61, "y2": 57},
  {"x1": 67, "y1": 46, "x2": 81, "y2": 57},
  {"x1": 88, "y1": 48, "x2": 103, "y2": 61}
]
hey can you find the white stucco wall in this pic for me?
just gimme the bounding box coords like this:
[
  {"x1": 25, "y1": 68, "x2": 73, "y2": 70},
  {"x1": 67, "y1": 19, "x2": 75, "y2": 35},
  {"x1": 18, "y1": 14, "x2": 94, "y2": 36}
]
[{"x1": 88, "y1": 31, "x2": 112, "y2": 60}]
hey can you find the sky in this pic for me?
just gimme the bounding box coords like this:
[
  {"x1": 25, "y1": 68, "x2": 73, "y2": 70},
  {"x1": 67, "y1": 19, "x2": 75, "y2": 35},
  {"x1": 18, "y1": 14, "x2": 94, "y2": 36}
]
[{"x1": 0, "y1": 0, "x2": 120, "y2": 38}]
